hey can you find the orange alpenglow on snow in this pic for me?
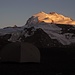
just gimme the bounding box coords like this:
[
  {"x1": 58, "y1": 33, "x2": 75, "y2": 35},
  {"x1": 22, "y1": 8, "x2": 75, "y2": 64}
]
[{"x1": 33, "y1": 11, "x2": 75, "y2": 25}]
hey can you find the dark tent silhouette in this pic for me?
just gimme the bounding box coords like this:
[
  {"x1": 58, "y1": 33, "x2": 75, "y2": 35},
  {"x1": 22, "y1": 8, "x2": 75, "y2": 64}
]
[{"x1": 0, "y1": 42, "x2": 40, "y2": 62}]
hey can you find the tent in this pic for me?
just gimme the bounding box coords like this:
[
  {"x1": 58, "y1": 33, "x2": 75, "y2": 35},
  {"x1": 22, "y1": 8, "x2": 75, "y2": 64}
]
[{"x1": 0, "y1": 42, "x2": 40, "y2": 63}]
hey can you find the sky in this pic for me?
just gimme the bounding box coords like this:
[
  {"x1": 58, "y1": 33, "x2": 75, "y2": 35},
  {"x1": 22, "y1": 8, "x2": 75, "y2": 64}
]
[{"x1": 0, "y1": 0, "x2": 75, "y2": 28}]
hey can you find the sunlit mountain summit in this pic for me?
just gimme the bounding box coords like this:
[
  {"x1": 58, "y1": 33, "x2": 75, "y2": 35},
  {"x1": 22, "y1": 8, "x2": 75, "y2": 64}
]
[{"x1": 26, "y1": 11, "x2": 75, "y2": 25}]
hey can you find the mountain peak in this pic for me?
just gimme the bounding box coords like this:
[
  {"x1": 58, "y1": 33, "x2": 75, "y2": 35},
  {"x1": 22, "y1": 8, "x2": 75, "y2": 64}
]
[
  {"x1": 32, "y1": 12, "x2": 75, "y2": 25},
  {"x1": 25, "y1": 11, "x2": 75, "y2": 26},
  {"x1": 49, "y1": 12, "x2": 57, "y2": 14},
  {"x1": 39, "y1": 11, "x2": 46, "y2": 14}
]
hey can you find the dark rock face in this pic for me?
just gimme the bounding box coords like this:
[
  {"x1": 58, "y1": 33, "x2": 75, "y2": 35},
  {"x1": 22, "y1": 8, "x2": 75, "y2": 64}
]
[
  {"x1": 0, "y1": 34, "x2": 11, "y2": 40},
  {"x1": 56, "y1": 24, "x2": 75, "y2": 34},
  {"x1": 0, "y1": 34, "x2": 11, "y2": 50},
  {"x1": 0, "y1": 38, "x2": 11, "y2": 50},
  {"x1": 20, "y1": 28, "x2": 63, "y2": 48}
]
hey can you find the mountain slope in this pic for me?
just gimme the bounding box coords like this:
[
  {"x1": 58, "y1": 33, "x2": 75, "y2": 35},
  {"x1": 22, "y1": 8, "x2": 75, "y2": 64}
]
[{"x1": 0, "y1": 11, "x2": 75, "y2": 48}]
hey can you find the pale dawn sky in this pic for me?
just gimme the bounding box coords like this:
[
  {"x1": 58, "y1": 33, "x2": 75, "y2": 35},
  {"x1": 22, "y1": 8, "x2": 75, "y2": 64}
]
[{"x1": 0, "y1": 0, "x2": 75, "y2": 28}]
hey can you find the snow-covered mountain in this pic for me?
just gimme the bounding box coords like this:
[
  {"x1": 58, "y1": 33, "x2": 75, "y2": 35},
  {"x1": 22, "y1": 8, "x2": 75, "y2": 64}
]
[
  {"x1": 26, "y1": 11, "x2": 75, "y2": 25},
  {"x1": 0, "y1": 11, "x2": 75, "y2": 48}
]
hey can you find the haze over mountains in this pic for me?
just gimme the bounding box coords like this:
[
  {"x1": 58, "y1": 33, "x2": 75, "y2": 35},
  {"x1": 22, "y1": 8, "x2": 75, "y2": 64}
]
[{"x1": 0, "y1": 12, "x2": 75, "y2": 48}]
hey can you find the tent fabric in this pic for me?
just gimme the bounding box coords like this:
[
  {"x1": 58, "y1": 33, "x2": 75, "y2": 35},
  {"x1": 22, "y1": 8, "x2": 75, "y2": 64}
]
[
  {"x1": 0, "y1": 42, "x2": 40, "y2": 62},
  {"x1": 21, "y1": 42, "x2": 40, "y2": 62}
]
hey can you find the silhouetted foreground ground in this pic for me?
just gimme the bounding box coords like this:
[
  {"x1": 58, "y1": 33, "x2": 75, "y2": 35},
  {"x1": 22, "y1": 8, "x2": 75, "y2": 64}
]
[{"x1": 0, "y1": 48, "x2": 75, "y2": 75}]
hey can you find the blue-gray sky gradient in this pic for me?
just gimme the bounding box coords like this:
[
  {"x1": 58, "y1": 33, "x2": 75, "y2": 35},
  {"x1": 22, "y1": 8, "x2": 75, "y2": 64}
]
[{"x1": 0, "y1": 0, "x2": 75, "y2": 28}]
